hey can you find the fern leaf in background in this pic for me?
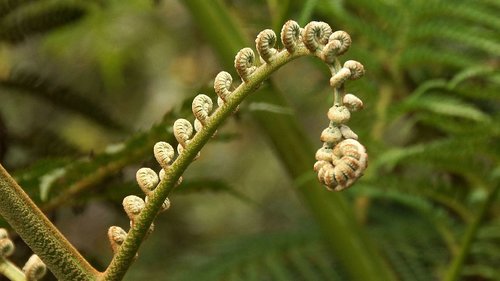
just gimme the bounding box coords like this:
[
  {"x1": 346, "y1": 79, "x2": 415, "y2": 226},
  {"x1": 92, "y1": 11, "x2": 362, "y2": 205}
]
[
  {"x1": 314, "y1": 0, "x2": 500, "y2": 280},
  {"x1": 0, "y1": 0, "x2": 97, "y2": 43}
]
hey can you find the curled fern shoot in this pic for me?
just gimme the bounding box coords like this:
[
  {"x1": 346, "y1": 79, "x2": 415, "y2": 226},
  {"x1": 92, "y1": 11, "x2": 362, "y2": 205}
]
[{"x1": 103, "y1": 19, "x2": 367, "y2": 280}]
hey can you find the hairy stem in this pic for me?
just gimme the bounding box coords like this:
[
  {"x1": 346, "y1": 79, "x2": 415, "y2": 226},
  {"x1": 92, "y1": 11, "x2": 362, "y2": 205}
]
[{"x1": 0, "y1": 164, "x2": 99, "y2": 281}]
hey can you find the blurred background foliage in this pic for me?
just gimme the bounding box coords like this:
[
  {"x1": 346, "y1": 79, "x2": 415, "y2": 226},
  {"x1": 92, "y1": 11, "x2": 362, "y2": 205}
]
[{"x1": 0, "y1": 0, "x2": 499, "y2": 280}]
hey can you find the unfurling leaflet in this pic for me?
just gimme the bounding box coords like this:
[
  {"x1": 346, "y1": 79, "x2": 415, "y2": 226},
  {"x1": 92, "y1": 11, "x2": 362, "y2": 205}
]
[
  {"x1": 214, "y1": 71, "x2": 233, "y2": 103},
  {"x1": 122, "y1": 195, "x2": 145, "y2": 222},
  {"x1": 23, "y1": 255, "x2": 47, "y2": 281},
  {"x1": 153, "y1": 142, "x2": 175, "y2": 169},
  {"x1": 256, "y1": 29, "x2": 278, "y2": 63},
  {"x1": 303, "y1": 21, "x2": 332, "y2": 52},
  {"x1": 136, "y1": 167, "x2": 159, "y2": 195},
  {"x1": 234, "y1": 47, "x2": 256, "y2": 82},
  {"x1": 192, "y1": 94, "x2": 214, "y2": 125},
  {"x1": 108, "y1": 226, "x2": 127, "y2": 253},
  {"x1": 280, "y1": 20, "x2": 302, "y2": 53},
  {"x1": 0, "y1": 228, "x2": 14, "y2": 257}
]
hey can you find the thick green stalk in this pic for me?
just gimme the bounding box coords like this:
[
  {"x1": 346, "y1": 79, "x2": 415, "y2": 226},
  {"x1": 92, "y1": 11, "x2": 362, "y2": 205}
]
[
  {"x1": 182, "y1": 1, "x2": 398, "y2": 281},
  {"x1": 0, "y1": 164, "x2": 99, "y2": 281},
  {"x1": 443, "y1": 181, "x2": 500, "y2": 281}
]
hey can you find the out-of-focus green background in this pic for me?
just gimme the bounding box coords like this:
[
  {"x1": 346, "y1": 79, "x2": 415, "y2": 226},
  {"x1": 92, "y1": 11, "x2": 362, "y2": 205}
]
[{"x1": 0, "y1": 0, "x2": 499, "y2": 280}]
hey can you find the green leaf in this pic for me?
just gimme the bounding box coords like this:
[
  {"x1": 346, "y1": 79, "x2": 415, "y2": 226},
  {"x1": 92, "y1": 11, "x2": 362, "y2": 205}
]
[
  {"x1": 404, "y1": 94, "x2": 490, "y2": 122},
  {"x1": 0, "y1": 0, "x2": 97, "y2": 43}
]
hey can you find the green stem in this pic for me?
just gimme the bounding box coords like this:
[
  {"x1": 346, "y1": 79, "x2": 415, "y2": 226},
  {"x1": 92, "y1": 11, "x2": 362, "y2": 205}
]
[
  {"x1": 0, "y1": 257, "x2": 25, "y2": 281},
  {"x1": 443, "y1": 182, "x2": 500, "y2": 281},
  {"x1": 0, "y1": 165, "x2": 99, "y2": 281}
]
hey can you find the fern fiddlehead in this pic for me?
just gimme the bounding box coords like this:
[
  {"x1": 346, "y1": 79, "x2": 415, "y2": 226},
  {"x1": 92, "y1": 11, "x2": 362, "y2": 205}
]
[{"x1": 103, "y1": 20, "x2": 366, "y2": 280}]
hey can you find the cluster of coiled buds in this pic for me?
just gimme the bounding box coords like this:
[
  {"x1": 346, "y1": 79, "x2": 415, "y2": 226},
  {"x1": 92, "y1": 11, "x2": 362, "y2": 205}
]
[
  {"x1": 0, "y1": 228, "x2": 47, "y2": 281},
  {"x1": 108, "y1": 156, "x2": 172, "y2": 254},
  {"x1": 240, "y1": 20, "x2": 368, "y2": 191},
  {"x1": 293, "y1": 21, "x2": 368, "y2": 191}
]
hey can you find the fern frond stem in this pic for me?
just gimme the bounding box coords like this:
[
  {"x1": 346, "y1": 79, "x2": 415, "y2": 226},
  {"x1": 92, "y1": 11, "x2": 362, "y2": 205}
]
[
  {"x1": 331, "y1": 58, "x2": 343, "y2": 105},
  {"x1": 0, "y1": 164, "x2": 100, "y2": 281},
  {"x1": 101, "y1": 47, "x2": 313, "y2": 281},
  {"x1": 443, "y1": 182, "x2": 500, "y2": 281},
  {"x1": 0, "y1": 257, "x2": 25, "y2": 281}
]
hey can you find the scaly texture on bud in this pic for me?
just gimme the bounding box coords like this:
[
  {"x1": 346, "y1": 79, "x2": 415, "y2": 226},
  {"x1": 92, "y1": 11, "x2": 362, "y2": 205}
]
[
  {"x1": 173, "y1": 119, "x2": 193, "y2": 148},
  {"x1": 123, "y1": 195, "x2": 145, "y2": 221},
  {"x1": 281, "y1": 20, "x2": 302, "y2": 53},
  {"x1": 303, "y1": 21, "x2": 332, "y2": 52},
  {"x1": 108, "y1": 226, "x2": 127, "y2": 253},
  {"x1": 136, "y1": 167, "x2": 159, "y2": 195},
  {"x1": 154, "y1": 142, "x2": 175, "y2": 169},
  {"x1": 256, "y1": 29, "x2": 278, "y2": 63},
  {"x1": 234, "y1": 47, "x2": 256, "y2": 82},
  {"x1": 192, "y1": 94, "x2": 213, "y2": 125},
  {"x1": 214, "y1": 71, "x2": 233, "y2": 102}
]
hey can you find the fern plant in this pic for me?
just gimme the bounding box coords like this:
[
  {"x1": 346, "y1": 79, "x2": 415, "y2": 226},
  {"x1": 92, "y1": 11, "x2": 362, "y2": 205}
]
[
  {"x1": 0, "y1": 0, "x2": 390, "y2": 278},
  {"x1": 1, "y1": 0, "x2": 499, "y2": 280}
]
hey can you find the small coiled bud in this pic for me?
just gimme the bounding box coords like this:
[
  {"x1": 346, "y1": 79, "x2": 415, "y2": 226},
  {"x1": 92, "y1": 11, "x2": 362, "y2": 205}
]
[
  {"x1": 343, "y1": 93, "x2": 363, "y2": 111},
  {"x1": 136, "y1": 167, "x2": 159, "y2": 194},
  {"x1": 173, "y1": 119, "x2": 193, "y2": 147},
  {"x1": 214, "y1": 71, "x2": 233, "y2": 102},
  {"x1": 327, "y1": 105, "x2": 351, "y2": 124},
  {"x1": 315, "y1": 146, "x2": 333, "y2": 162},
  {"x1": 303, "y1": 21, "x2": 332, "y2": 52},
  {"x1": 0, "y1": 238, "x2": 14, "y2": 257},
  {"x1": 329, "y1": 68, "x2": 351, "y2": 88},
  {"x1": 154, "y1": 141, "x2": 175, "y2": 168},
  {"x1": 108, "y1": 226, "x2": 127, "y2": 253},
  {"x1": 320, "y1": 40, "x2": 342, "y2": 64},
  {"x1": 339, "y1": 125, "x2": 358, "y2": 140},
  {"x1": 23, "y1": 255, "x2": 46, "y2": 281},
  {"x1": 256, "y1": 29, "x2": 278, "y2": 63},
  {"x1": 320, "y1": 126, "x2": 342, "y2": 144},
  {"x1": 329, "y1": 61, "x2": 365, "y2": 87},
  {"x1": 281, "y1": 20, "x2": 302, "y2": 53},
  {"x1": 192, "y1": 94, "x2": 213, "y2": 125},
  {"x1": 123, "y1": 195, "x2": 145, "y2": 221},
  {"x1": 315, "y1": 139, "x2": 367, "y2": 191},
  {"x1": 328, "y1": 31, "x2": 351, "y2": 55},
  {"x1": 234, "y1": 47, "x2": 256, "y2": 82},
  {"x1": 343, "y1": 60, "x2": 365, "y2": 80}
]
